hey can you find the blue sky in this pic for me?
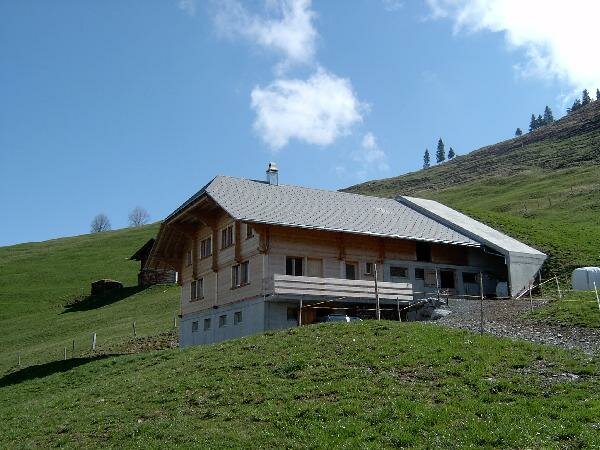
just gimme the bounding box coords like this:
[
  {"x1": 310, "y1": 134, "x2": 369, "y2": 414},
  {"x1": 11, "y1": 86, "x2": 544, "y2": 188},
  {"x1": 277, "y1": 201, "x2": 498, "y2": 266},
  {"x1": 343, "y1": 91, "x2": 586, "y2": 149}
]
[{"x1": 1, "y1": 0, "x2": 598, "y2": 246}]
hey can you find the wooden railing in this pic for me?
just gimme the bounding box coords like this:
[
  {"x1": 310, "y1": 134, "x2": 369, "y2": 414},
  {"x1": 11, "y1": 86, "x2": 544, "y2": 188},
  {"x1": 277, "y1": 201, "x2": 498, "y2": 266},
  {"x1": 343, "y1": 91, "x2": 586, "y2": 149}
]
[{"x1": 268, "y1": 274, "x2": 413, "y2": 301}]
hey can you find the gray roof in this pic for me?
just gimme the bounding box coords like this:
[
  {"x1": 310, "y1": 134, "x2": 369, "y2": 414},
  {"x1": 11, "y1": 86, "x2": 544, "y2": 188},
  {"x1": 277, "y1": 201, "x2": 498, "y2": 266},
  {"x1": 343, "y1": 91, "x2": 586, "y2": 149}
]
[
  {"x1": 193, "y1": 176, "x2": 481, "y2": 247},
  {"x1": 398, "y1": 196, "x2": 545, "y2": 256}
]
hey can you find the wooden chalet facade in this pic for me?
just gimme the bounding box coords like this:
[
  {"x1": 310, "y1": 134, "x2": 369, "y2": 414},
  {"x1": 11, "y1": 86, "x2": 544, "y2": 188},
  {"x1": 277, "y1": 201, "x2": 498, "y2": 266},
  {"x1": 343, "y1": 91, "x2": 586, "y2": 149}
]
[{"x1": 147, "y1": 165, "x2": 546, "y2": 347}]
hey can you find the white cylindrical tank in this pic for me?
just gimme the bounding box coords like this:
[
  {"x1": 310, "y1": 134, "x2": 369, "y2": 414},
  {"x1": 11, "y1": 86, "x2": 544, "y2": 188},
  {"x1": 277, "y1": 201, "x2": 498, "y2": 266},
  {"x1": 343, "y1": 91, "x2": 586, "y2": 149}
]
[{"x1": 571, "y1": 267, "x2": 600, "y2": 291}]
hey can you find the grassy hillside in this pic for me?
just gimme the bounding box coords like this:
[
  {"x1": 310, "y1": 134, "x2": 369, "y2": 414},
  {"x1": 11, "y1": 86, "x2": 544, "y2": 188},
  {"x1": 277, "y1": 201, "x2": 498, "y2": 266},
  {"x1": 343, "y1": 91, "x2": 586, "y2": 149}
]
[
  {"x1": 346, "y1": 102, "x2": 600, "y2": 277},
  {"x1": 1, "y1": 322, "x2": 598, "y2": 448},
  {"x1": 0, "y1": 224, "x2": 178, "y2": 374}
]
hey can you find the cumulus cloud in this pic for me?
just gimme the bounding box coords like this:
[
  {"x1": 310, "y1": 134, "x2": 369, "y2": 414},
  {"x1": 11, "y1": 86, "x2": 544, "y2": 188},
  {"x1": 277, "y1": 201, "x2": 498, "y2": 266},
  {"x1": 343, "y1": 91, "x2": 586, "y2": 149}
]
[
  {"x1": 251, "y1": 69, "x2": 365, "y2": 149},
  {"x1": 214, "y1": 0, "x2": 317, "y2": 70},
  {"x1": 382, "y1": 0, "x2": 404, "y2": 12},
  {"x1": 351, "y1": 132, "x2": 389, "y2": 179},
  {"x1": 425, "y1": 0, "x2": 600, "y2": 91}
]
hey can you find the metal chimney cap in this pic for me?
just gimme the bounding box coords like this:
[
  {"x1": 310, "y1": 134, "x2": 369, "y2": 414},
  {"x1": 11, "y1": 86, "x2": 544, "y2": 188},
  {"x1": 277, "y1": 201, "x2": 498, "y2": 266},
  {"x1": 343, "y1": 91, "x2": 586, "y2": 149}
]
[{"x1": 266, "y1": 162, "x2": 278, "y2": 172}]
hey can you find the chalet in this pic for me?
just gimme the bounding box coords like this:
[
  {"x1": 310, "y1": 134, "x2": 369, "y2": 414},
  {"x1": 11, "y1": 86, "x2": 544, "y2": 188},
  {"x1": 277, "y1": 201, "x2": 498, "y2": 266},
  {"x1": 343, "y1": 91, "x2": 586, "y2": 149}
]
[{"x1": 146, "y1": 163, "x2": 546, "y2": 347}]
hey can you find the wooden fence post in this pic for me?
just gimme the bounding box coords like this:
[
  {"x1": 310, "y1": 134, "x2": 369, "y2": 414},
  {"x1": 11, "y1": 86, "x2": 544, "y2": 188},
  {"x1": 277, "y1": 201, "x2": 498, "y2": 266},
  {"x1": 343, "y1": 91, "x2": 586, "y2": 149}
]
[
  {"x1": 64, "y1": 347, "x2": 67, "y2": 361},
  {"x1": 374, "y1": 263, "x2": 381, "y2": 321},
  {"x1": 17, "y1": 352, "x2": 21, "y2": 367},
  {"x1": 479, "y1": 272, "x2": 484, "y2": 334},
  {"x1": 92, "y1": 332, "x2": 97, "y2": 351},
  {"x1": 132, "y1": 321, "x2": 137, "y2": 338},
  {"x1": 594, "y1": 282, "x2": 600, "y2": 311}
]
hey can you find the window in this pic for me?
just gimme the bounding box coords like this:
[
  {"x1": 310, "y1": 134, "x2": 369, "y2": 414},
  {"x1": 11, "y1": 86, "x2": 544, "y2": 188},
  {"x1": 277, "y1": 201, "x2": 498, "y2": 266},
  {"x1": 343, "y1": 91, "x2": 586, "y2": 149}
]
[
  {"x1": 204, "y1": 318, "x2": 211, "y2": 331},
  {"x1": 287, "y1": 307, "x2": 297, "y2": 321},
  {"x1": 190, "y1": 279, "x2": 203, "y2": 301},
  {"x1": 200, "y1": 237, "x2": 212, "y2": 258},
  {"x1": 415, "y1": 268, "x2": 425, "y2": 280},
  {"x1": 286, "y1": 257, "x2": 303, "y2": 276},
  {"x1": 232, "y1": 261, "x2": 250, "y2": 288},
  {"x1": 246, "y1": 224, "x2": 254, "y2": 239},
  {"x1": 219, "y1": 314, "x2": 227, "y2": 328},
  {"x1": 390, "y1": 266, "x2": 408, "y2": 281},
  {"x1": 191, "y1": 321, "x2": 198, "y2": 332},
  {"x1": 440, "y1": 270, "x2": 456, "y2": 289},
  {"x1": 221, "y1": 225, "x2": 234, "y2": 249},
  {"x1": 365, "y1": 262, "x2": 374, "y2": 275},
  {"x1": 462, "y1": 272, "x2": 478, "y2": 284},
  {"x1": 190, "y1": 281, "x2": 196, "y2": 301},
  {"x1": 186, "y1": 250, "x2": 192, "y2": 266},
  {"x1": 234, "y1": 311, "x2": 243, "y2": 325},
  {"x1": 345, "y1": 262, "x2": 357, "y2": 280},
  {"x1": 416, "y1": 242, "x2": 432, "y2": 262}
]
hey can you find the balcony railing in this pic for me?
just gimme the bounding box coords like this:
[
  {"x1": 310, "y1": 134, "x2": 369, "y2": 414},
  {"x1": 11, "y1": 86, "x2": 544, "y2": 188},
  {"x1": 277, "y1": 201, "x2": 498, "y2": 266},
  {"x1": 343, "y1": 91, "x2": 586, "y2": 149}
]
[{"x1": 266, "y1": 274, "x2": 413, "y2": 301}]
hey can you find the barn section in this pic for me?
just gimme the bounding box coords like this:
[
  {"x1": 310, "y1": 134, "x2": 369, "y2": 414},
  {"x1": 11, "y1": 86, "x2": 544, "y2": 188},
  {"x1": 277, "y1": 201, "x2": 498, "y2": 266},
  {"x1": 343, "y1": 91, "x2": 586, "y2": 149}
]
[{"x1": 398, "y1": 196, "x2": 547, "y2": 297}]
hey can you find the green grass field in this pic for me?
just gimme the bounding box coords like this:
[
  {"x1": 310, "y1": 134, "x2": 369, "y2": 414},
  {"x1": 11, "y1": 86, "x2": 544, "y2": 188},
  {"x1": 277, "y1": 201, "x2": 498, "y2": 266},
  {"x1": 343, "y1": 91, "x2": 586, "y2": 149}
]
[
  {"x1": 1, "y1": 322, "x2": 598, "y2": 448},
  {"x1": 531, "y1": 291, "x2": 600, "y2": 328},
  {"x1": 0, "y1": 224, "x2": 179, "y2": 374}
]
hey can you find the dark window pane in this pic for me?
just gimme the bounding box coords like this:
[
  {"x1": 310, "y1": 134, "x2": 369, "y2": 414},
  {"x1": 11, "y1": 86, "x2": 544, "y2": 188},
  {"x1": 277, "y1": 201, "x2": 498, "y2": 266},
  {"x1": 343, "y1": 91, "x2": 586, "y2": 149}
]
[
  {"x1": 416, "y1": 242, "x2": 432, "y2": 262},
  {"x1": 415, "y1": 268, "x2": 425, "y2": 279},
  {"x1": 440, "y1": 270, "x2": 455, "y2": 289},
  {"x1": 286, "y1": 257, "x2": 294, "y2": 275},
  {"x1": 390, "y1": 266, "x2": 408, "y2": 278},
  {"x1": 345, "y1": 263, "x2": 356, "y2": 280}
]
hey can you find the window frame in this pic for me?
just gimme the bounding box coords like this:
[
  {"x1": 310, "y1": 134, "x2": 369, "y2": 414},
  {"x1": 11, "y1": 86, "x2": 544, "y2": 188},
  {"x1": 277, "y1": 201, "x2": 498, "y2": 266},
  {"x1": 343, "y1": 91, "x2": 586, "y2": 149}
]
[
  {"x1": 365, "y1": 262, "x2": 374, "y2": 276},
  {"x1": 231, "y1": 261, "x2": 250, "y2": 288},
  {"x1": 191, "y1": 321, "x2": 199, "y2": 333},
  {"x1": 221, "y1": 225, "x2": 234, "y2": 249},
  {"x1": 204, "y1": 318, "x2": 211, "y2": 331},
  {"x1": 390, "y1": 266, "x2": 409, "y2": 280},
  {"x1": 246, "y1": 224, "x2": 254, "y2": 239},
  {"x1": 218, "y1": 314, "x2": 227, "y2": 328},
  {"x1": 234, "y1": 311, "x2": 243, "y2": 325},
  {"x1": 200, "y1": 237, "x2": 212, "y2": 259},
  {"x1": 285, "y1": 256, "x2": 304, "y2": 276},
  {"x1": 185, "y1": 249, "x2": 192, "y2": 267},
  {"x1": 345, "y1": 261, "x2": 358, "y2": 280},
  {"x1": 190, "y1": 278, "x2": 204, "y2": 301}
]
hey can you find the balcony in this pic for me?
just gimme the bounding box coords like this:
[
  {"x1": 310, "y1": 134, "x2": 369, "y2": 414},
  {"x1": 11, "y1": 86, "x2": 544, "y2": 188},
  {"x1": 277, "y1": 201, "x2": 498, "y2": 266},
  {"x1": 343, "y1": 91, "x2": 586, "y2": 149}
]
[{"x1": 265, "y1": 274, "x2": 413, "y2": 302}]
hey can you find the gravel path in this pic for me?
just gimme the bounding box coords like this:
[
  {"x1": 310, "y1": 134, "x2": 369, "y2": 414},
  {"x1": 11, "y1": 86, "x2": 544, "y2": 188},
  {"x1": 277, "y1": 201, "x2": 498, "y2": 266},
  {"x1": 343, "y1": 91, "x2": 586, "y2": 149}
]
[{"x1": 433, "y1": 298, "x2": 600, "y2": 354}]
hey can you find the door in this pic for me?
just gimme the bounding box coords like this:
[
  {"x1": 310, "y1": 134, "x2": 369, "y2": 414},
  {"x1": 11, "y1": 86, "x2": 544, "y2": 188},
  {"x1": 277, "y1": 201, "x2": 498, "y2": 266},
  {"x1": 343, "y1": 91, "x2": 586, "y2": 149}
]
[{"x1": 307, "y1": 258, "x2": 323, "y2": 278}]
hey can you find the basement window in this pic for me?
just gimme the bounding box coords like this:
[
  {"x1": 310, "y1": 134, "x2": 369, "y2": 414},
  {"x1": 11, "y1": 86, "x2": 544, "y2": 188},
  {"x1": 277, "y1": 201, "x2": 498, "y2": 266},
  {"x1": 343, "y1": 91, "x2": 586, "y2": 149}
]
[
  {"x1": 204, "y1": 318, "x2": 211, "y2": 331},
  {"x1": 415, "y1": 268, "x2": 425, "y2": 280},
  {"x1": 234, "y1": 311, "x2": 243, "y2": 325},
  {"x1": 219, "y1": 315, "x2": 227, "y2": 328},
  {"x1": 286, "y1": 257, "x2": 304, "y2": 276},
  {"x1": 191, "y1": 321, "x2": 198, "y2": 333},
  {"x1": 221, "y1": 225, "x2": 234, "y2": 249},
  {"x1": 200, "y1": 237, "x2": 212, "y2": 258}
]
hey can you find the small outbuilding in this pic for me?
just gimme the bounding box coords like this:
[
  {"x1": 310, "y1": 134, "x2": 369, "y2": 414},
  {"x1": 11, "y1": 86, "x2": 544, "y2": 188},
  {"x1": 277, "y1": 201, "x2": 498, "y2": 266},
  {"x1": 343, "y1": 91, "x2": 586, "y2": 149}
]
[
  {"x1": 130, "y1": 238, "x2": 177, "y2": 287},
  {"x1": 572, "y1": 267, "x2": 600, "y2": 291}
]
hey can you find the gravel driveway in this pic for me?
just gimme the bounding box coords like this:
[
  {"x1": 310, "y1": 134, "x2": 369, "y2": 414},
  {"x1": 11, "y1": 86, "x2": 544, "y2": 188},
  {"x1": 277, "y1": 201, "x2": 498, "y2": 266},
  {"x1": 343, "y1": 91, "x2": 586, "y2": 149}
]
[{"x1": 432, "y1": 297, "x2": 600, "y2": 354}]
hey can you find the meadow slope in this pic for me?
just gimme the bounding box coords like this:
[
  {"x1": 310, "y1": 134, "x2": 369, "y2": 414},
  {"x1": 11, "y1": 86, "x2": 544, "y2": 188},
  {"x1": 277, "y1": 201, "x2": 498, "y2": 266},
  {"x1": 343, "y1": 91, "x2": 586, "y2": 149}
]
[{"x1": 0, "y1": 224, "x2": 178, "y2": 374}]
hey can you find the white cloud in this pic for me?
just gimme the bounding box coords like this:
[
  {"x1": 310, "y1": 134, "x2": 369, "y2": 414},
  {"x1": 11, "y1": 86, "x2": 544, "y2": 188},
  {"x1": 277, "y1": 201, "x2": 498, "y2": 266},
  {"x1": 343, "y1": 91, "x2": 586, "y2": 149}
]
[
  {"x1": 251, "y1": 69, "x2": 365, "y2": 149},
  {"x1": 425, "y1": 0, "x2": 600, "y2": 91},
  {"x1": 351, "y1": 132, "x2": 389, "y2": 178},
  {"x1": 214, "y1": 0, "x2": 317, "y2": 70},
  {"x1": 178, "y1": 0, "x2": 196, "y2": 16}
]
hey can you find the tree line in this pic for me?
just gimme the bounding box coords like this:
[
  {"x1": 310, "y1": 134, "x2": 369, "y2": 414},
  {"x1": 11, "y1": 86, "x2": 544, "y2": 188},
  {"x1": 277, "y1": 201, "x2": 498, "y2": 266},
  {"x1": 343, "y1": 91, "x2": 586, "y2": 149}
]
[
  {"x1": 423, "y1": 138, "x2": 455, "y2": 169},
  {"x1": 516, "y1": 88, "x2": 600, "y2": 136},
  {"x1": 90, "y1": 207, "x2": 150, "y2": 233}
]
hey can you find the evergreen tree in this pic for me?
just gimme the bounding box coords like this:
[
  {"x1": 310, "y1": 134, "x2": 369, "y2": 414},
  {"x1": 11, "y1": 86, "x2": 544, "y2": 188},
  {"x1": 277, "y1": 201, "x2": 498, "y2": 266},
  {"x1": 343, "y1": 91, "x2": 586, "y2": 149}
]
[
  {"x1": 515, "y1": 127, "x2": 523, "y2": 136},
  {"x1": 568, "y1": 98, "x2": 582, "y2": 113},
  {"x1": 436, "y1": 138, "x2": 445, "y2": 163},
  {"x1": 423, "y1": 149, "x2": 430, "y2": 169},
  {"x1": 582, "y1": 89, "x2": 591, "y2": 105},
  {"x1": 529, "y1": 114, "x2": 537, "y2": 131},
  {"x1": 543, "y1": 106, "x2": 554, "y2": 124},
  {"x1": 536, "y1": 114, "x2": 544, "y2": 128},
  {"x1": 596, "y1": 88, "x2": 600, "y2": 101},
  {"x1": 448, "y1": 147, "x2": 455, "y2": 159}
]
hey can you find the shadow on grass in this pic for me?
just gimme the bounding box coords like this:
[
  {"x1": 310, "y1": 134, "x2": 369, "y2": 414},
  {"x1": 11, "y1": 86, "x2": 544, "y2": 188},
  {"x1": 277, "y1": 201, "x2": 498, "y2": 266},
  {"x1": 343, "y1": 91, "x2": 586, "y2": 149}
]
[
  {"x1": 62, "y1": 286, "x2": 146, "y2": 313},
  {"x1": 0, "y1": 355, "x2": 115, "y2": 387}
]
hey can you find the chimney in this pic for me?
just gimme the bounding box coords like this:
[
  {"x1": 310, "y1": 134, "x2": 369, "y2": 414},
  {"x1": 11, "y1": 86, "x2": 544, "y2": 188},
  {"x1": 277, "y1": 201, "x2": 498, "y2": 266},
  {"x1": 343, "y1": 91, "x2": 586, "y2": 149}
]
[{"x1": 266, "y1": 162, "x2": 279, "y2": 186}]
